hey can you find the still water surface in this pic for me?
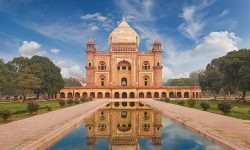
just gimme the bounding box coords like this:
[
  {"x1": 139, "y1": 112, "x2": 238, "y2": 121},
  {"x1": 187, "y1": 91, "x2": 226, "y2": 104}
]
[{"x1": 50, "y1": 102, "x2": 221, "y2": 150}]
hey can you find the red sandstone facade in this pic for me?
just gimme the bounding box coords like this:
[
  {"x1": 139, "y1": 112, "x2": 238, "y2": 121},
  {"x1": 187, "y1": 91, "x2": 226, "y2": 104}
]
[{"x1": 58, "y1": 18, "x2": 201, "y2": 99}]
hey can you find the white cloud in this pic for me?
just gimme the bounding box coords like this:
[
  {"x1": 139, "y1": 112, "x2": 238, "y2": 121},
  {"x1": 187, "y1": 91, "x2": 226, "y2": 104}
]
[
  {"x1": 51, "y1": 48, "x2": 60, "y2": 54},
  {"x1": 90, "y1": 25, "x2": 99, "y2": 31},
  {"x1": 80, "y1": 13, "x2": 107, "y2": 22},
  {"x1": 164, "y1": 31, "x2": 240, "y2": 79},
  {"x1": 61, "y1": 65, "x2": 83, "y2": 78},
  {"x1": 194, "y1": 31, "x2": 240, "y2": 56},
  {"x1": 56, "y1": 60, "x2": 65, "y2": 67},
  {"x1": 219, "y1": 9, "x2": 229, "y2": 18},
  {"x1": 163, "y1": 65, "x2": 189, "y2": 81},
  {"x1": 18, "y1": 41, "x2": 46, "y2": 58},
  {"x1": 179, "y1": 0, "x2": 215, "y2": 41},
  {"x1": 80, "y1": 12, "x2": 114, "y2": 32},
  {"x1": 179, "y1": 6, "x2": 204, "y2": 41},
  {"x1": 24, "y1": 22, "x2": 87, "y2": 45},
  {"x1": 115, "y1": 0, "x2": 154, "y2": 21}
]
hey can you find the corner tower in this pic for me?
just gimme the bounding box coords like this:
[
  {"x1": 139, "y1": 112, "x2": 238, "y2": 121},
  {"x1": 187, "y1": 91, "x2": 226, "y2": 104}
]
[
  {"x1": 85, "y1": 39, "x2": 96, "y2": 86},
  {"x1": 152, "y1": 39, "x2": 163, "y2": 86}
]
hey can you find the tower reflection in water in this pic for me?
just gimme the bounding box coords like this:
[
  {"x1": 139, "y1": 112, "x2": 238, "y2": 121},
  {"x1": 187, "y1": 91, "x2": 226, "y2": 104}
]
[{"x1": 85, "y1": 102, "x2": 162, "y2": 150}]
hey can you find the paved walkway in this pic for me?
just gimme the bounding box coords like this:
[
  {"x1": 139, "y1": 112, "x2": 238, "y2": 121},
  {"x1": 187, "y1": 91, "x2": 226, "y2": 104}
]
[
  {"x1": 0, "y1": 100, "x2": 108, "y2": 150},
  {"x1": 141, "y1": 99, "x2": 250, "y2": 150}
]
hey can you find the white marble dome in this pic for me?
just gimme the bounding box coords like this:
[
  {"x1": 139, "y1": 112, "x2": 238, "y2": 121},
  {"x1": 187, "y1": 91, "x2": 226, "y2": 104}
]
[{"x1": 109, "y1": 19, "x2": 139, "y2": 47}]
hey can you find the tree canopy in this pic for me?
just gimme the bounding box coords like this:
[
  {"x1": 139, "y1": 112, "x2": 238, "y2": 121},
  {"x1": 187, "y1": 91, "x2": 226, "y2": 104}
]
[
  {"x1": 0, "y1": 56, "x2": 64, "y2": 100},
  {"x1": 199, "y1": 49, "x2": 250, "y2": 100},
  {"x1": 64, "y1": 77, "x2": 82, "y2": 86}
]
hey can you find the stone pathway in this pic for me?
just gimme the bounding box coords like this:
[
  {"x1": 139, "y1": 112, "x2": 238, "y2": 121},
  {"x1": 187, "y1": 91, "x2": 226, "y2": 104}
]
[
  {"x1": 0, "y1": 100, "x2": 108, "y2": 150},
  {"x1": 141, "y1": 99, "x2": 250, "y2": 150}
]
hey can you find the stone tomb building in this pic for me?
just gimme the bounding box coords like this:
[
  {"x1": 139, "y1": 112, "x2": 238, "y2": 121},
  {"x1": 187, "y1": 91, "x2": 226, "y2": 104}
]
[{"x1": 59, "y1": 18, "x2": 201, "y2": 99}]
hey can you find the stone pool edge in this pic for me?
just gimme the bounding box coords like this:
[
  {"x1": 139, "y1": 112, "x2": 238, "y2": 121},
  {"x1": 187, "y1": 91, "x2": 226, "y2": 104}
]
[
  {"x1": 140, "y1": 100, "x2": 239, "y2": 150},
  {"x1": 21, "y1": 102, "x2": 109, "y2": 150}
]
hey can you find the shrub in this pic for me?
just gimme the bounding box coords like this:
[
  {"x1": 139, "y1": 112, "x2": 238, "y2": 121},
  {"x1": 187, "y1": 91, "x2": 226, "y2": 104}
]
[
  {"x1": 0, "y1": 110, "x2": 12, "y2": 121},
  {"x1": 187, "y1": 99, "x2": 196, "y2": 107},
  {"x1": 164, "y1": 98, "x2": 170, "y2": 103},
  {"x1": 27, "y1": 101, "x2": 40, "y2": 114},
  {"x1": 45, "y1": 105, "x2": 52, "y2": 111},
  {"x1": 88, "y1": 97, "x2": 93, "y2": 101},
  {"x1": 200, "y1": 101, "x2": 210, "y2": 111},
  {"x1": 80, "y1": 97, "x2": 88, "y2": 103},
  {"x1": 67, "y1": 99, "x2": 74, "y2": 105},
  {"x1": 218, "y1": 101, "x2": 231, "y2": 113},
  {"x1": 58, "y1": 100, "x2": 66, "y2": 107},
  {"x1": 177, "y1": 100, "x2": 185, "y2": 106},
  {"x1": 74, "y1": 99, "x2": 80, "y2": 104}
]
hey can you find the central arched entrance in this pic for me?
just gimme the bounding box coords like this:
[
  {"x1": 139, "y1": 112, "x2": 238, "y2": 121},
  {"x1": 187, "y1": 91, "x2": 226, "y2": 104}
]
[
  {"x1": 117, "y1": 60, "x2": 131, "y2": 87},
  {"x1": 121, "y1": 77, "x2": 127, "y2": 86},
  {"x1": 122, "y1": 92, "x2": 127, "y2": 98}
]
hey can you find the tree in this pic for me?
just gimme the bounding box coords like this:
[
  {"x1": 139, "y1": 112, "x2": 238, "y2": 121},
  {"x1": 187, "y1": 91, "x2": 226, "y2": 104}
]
[
  {"x1": 64, "y1": 77, "x2": 81, "y2": 86},
  {"x1": 0, "y1": 59, "x2": 15, "y2": 99},
  {"x1": 198, "y1": 63, "x2": 223, "y2": 100},
  {"x1": 16, "y1": 69, "x2": 41, "y2": 100},
  {"x1": 30, "y1": 56, "x2": 64, "y2": 98},
  {"x1": 217, "y1": 49, "x2": 250, "y2": 100},
  {"x1": 189, "y1": 70, "x2": 204, "y2": 85},
  {"x1": 166, "y1": 78, "x2": 198, "y2": 86},
  {"x1": 238, "y1": 65, "x2": 250, "y2": 101},
  {"x1": 7, "y1": 57, "x2": 30, "y2": 72},
  {"x1": 6, "y1": 56, "x2": 64, "y2": 99}
]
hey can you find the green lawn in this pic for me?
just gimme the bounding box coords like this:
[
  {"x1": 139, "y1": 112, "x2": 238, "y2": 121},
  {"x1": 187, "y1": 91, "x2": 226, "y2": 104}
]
[
  {"x1": 0, "y1": 100, "x2": 79, "y2": 124},
  {"x1": 167, "y1": 100, "x2": 250, "y2": 120}
]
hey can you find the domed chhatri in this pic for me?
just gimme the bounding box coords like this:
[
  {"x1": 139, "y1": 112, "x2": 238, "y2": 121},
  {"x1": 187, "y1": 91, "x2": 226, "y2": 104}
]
[
  {"x1": 154, "y1": 38, "x2": 161, "y2": 46},
  {"x1": 109, "y1": 19, "x2": 139, "y2": 51},
  {"x1": 87, "y1": 38, "x2": 94, "y2": 45}
]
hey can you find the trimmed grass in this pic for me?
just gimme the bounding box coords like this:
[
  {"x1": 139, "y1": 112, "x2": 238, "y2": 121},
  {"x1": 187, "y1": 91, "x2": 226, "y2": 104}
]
[
  {"x1": 162, "y1": 100, "x2": 250, "y2": 120},
  {"x1": 0, "y1": 100, "x2": 81, "y2": 124}
]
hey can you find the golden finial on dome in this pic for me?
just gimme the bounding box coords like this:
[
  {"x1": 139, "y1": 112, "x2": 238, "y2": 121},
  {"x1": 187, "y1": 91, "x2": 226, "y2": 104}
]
[{"x1": 122, "y1": 13, "x2": 125, "y2": 21}]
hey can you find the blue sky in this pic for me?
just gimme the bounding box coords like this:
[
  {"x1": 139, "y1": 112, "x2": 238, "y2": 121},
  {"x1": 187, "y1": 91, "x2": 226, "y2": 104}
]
[{"x1": 0, "y1": 0, "x2": 250, "y2": 81}]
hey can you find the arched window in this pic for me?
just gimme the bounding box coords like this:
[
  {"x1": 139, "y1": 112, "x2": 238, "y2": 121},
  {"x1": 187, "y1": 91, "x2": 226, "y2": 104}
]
[
  {"x1": 144, "y1": 76, "x2": 150, "y2": 86},
  {"x1": 142, "y1": 61, "x2": 150, "y2": 70},
  {"x1": 60, "y1": 92, "x2": 65, "y2": 99},
  {"x1": 100, "y1": 75, "x2": 105, "y2": 86},
  {"x1": 88, "y1": 62, "x2": 91, "y2": 67},
  {"x1": 101, "y1": 78, "x2": 105, "y2": 86},
  {"x1": 139, "y1": 92, "x2": 144, "y2": 98},
  {"x1": 157, "y1": 62, "x2": 160, "y2": 66},
  {"x1": 122, "y1": 66, "x2": 126, "y2": 70},
  {"x1": 117, "y1": 61, "x2": 131, "y2": 72},
  {"x1": 98, "y1": 61, "x2": 106, "y2": 70}
]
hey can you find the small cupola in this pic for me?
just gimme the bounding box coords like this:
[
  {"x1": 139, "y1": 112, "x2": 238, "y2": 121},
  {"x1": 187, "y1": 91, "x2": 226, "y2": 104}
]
[
  {"x1": 86, "y1": 38, "x2": 96, "y2": 52},
  {"x1": 152, "y1": 38, "x2": 162, "y2": 52}
]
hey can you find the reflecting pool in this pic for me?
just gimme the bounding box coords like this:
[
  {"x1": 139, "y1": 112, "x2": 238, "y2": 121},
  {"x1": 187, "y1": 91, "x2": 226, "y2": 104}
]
[{"x1": 50, "y1": 102, "x2": 221, "y2": 150}]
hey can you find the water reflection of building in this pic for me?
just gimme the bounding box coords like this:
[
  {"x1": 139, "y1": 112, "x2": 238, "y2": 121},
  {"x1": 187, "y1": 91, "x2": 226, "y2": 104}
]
[{"x1": 85, "y1": 102, "x2": 162, "y2": 150}]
